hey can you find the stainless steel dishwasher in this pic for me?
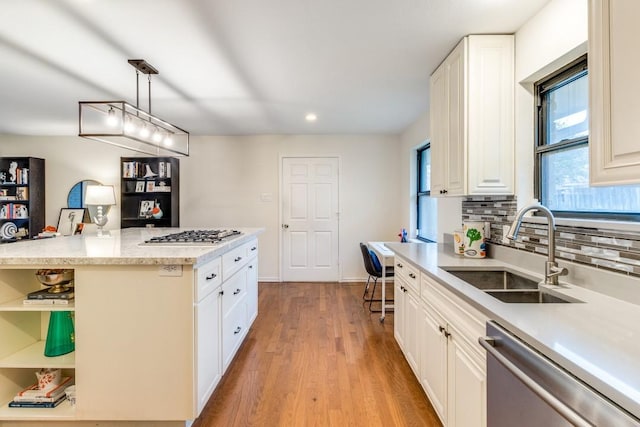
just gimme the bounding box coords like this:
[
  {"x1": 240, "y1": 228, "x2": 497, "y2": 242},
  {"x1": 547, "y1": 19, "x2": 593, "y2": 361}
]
[{"x1": 479, "y1": 321, "x2": 640, "y2": 427}]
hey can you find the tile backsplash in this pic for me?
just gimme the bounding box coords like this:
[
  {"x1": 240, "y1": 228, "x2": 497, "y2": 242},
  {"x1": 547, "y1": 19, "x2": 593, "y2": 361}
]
[{"x1": 461, "y1": 196, "x2": 640, "y2": 278}]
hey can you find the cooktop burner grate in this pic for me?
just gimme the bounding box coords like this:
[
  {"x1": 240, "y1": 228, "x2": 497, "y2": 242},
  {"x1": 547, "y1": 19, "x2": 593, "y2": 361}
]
[{"x1": 143, "y1": 229, "x2": 242, "y2": 245}]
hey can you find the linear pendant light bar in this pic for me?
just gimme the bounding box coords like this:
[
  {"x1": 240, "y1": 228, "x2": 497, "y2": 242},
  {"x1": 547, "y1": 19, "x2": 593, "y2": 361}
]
[{"x1": 78, "y1": 59, "x2": 189, "y2": 156}]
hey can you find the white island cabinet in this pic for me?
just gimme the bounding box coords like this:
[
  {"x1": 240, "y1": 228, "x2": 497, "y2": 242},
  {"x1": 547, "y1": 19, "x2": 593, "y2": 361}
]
[{"x1": 0, "y1": 227, "x2": 262, "y2": 427}]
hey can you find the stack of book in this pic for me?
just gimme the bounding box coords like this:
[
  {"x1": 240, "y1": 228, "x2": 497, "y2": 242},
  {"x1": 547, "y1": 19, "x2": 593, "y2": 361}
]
[
  {"x1": 8, "y1": 377, "x2": 72, "y2": 408},
  {"x1": 23, "y1": 288, "x2": 74, "y2": 305}
]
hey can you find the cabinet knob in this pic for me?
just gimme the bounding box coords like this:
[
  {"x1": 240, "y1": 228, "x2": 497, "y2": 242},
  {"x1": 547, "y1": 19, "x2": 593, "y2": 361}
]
[
  {"x1": 397, "y1": 263, "x2": 403, "y2": 268},
  {"x1": 251, "y1": 246, "x2": 257, "y2": 251},
  {"x1": 218, "y1": 290, "x2": 224, "y2": 296},
  {"x1": 234, "y1": 326, "x2": 242, "y2": 335},
  {"x1": 234, "y1": 256, "x2": 242, "y2": 262},
  {"x1": 206, "y1": 273, "x2": 217, "y2": 280},
  {"x1": 409, "y1": 273, "x2": 416, "y2": 279},
  {"x1": 233, "y1": 288, "x2": 242, "y2": 295}
]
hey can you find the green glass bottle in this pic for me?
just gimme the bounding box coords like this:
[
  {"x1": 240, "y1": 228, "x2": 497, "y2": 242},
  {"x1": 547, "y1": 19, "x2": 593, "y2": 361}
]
[{"x1": 44, "y1": 311, "x2": 75, "y2": 357}]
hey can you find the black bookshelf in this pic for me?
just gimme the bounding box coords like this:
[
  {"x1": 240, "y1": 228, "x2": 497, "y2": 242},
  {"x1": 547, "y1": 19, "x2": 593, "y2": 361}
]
[{"x1": 120, "y1": 157, "x2": 180, "y2": 228}]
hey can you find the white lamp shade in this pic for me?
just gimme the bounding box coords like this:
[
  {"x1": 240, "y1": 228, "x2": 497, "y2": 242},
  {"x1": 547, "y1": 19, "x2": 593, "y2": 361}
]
[{"x1": 85, "y1": 185, "x2": 116, "y2": 206}]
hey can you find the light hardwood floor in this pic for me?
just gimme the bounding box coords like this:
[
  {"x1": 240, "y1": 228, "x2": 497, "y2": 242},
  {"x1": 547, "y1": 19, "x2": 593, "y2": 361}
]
[{"x1": 192, "y1": 282, "x2": 442, "y2": 427}]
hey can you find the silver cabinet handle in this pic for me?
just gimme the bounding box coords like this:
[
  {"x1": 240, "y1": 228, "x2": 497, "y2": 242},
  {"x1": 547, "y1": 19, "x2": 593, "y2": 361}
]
[
  {"x1": 206, "y1": 273, "x2": 217, "y2": 280},
  {"x1": 479, "y1": 336, "x2": 592, "y2": 427}
]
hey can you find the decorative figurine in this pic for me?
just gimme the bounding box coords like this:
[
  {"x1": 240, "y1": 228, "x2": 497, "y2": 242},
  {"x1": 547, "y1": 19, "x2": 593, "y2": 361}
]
[{"x1": 8, "y1": 161, "x2": 17, "y2": 183}]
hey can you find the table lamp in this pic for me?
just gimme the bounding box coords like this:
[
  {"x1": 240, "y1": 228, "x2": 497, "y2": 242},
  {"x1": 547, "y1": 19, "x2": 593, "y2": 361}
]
[{"x1": 85, "y1": 185, "x2": 116, "y2": 234}]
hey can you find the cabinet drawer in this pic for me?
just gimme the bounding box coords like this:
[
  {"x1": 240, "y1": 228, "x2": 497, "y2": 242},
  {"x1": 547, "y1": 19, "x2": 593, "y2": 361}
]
[
  {"x1": 395, "y1": 256, "x2": 420, "y2": 293},
  {"x1": 221, "y1": 269, "x2": 246, "y2": 317},
  {"x1": 222, "y1": 298, "x2": 247, "y2": 371},
  {"x1": 246, "y1": 239, "x2": 258, "y2": 260},
  {"x1": 195, "y1": 257, "x2": 222, "y2": 302},
  {"x1": 222, "y1": 243, "x2": 249, "y2": 280}
]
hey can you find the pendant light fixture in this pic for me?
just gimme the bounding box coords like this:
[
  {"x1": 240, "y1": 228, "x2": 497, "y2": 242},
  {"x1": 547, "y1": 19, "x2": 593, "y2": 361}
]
[{"x1": 79, "y1": 59, "x2": 189, "y2": 156}]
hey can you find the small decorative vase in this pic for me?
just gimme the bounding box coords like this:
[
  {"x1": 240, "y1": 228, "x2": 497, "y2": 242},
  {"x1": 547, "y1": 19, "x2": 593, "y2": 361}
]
[
  {"x1": 44, "y1": 311, "x2": 75, "y2": 357},
  {"x1": 462, "y1": 221, "x2": 486, "y2": 258},
  {"x1": 151, "y1": 202, "x2": 163, "y2": 219}
]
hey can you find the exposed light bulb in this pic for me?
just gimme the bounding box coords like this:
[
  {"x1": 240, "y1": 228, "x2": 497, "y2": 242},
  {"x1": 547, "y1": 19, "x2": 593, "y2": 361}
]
[
  {"x1": 139, "y1": 123, "x2": 150, "y2": 138},
  {"x1": 164, "y1": 134, "x2": 173, "y2": 146},
  {"x1": 124, "y1": 116, "x2": 136, "y2": 134},
  {"x1": 152, "y1": 128, "x2": 163, "y2": 143},
  {"x1": 106, "y1": 107, "x2": 119, "y2": 127}
]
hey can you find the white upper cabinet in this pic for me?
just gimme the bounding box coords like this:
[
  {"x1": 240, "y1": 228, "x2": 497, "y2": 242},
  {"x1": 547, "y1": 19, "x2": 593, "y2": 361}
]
[
  {"x1": 589, "y1": 0, "x2": 640, "y2": 185},
  {"x1": 430, "y1": 35, "x2": 515, "y2": 196}
]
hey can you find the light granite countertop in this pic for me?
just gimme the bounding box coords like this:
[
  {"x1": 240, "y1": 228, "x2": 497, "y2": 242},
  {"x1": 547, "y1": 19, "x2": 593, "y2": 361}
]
[
  {"x1": 0, "y1": 227, "x2": 264, "y2": 266},
  {"x1": 386, "y1": 241, "x2": 640, "y2": 421}
]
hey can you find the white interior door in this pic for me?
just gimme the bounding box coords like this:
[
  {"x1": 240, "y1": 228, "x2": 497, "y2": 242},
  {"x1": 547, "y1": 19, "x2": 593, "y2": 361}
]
[{"x1": 281, "y1": 157, "x2": 339, "y2": 282}]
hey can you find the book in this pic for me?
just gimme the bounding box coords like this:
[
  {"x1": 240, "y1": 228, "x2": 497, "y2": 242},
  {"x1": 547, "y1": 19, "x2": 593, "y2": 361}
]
[
  {"x1": 17, "y1": 376, "x2": 73, "y2": 398},
  {"x1": 27, "y1": 288, "x2": 74, "y2": 300},
  {"x1": 8, "y1": 394, "x2": 66, "y2": 408},
  {"x1": 23, "y1": 298, "x2": 72, "y2": 305}
]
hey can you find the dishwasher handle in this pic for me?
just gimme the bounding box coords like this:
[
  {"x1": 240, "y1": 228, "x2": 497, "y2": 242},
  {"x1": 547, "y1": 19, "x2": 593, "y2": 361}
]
[{"x1": 479, "y1": 336, "x2": 594, "y2": 427}]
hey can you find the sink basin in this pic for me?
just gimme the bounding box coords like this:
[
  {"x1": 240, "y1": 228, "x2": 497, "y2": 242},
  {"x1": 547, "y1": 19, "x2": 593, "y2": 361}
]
[
  {"x1": 443, "y1": 268, "x2": 580, "y2": 304},
  {"x1": 444, "y1": 269, "x2": 539, "y2": 291},
  {"x1": 486, "y1": 290, "x2": 572, "y2": 304}
]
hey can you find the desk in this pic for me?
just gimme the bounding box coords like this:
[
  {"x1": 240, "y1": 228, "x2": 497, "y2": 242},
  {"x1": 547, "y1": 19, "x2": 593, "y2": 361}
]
[{"x1": 368, "y1": 241, "x2": 395, "y2": 322}]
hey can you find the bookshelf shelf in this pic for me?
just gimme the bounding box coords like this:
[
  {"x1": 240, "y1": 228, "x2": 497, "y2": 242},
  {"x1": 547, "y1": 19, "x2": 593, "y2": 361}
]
[
  {"x1": 0, "y1": 397, "x2": 75, "y2": 421},
  {"x1": 0, "y1": 297, "x2": 75, "y2": 312},
  {"x1": 0, "y1": 341, "x2": 75, "y2": 369}
]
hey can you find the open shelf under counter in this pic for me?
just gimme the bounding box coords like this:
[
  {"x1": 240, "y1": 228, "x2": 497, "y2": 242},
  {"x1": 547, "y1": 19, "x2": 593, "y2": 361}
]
[
  {"x1": 0, "y1": 296, "x2": 75, "y2": 311},
  {"x1": 0, "y1": 397, "x2": 75, "y2": 421},
  {"x1": 0, "y1": 341, "x2": 75, "y2": 369}
]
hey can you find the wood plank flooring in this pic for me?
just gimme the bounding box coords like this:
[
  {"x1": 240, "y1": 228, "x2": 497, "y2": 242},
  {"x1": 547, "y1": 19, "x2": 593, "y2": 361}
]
[{"x1": 192, "y1": 282, "x2": 442, "y2": 427}]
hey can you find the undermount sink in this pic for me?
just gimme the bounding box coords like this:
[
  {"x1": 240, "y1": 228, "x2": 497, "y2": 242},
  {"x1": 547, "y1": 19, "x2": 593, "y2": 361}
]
[
  {"x1": 445, "y1": 269, "x2": 539, "y2": 291},
  {"x1": 485, "y1": 290, "x2": 572, "y2": 304},
  {"x1": 443, "y1": 268, "x2": 579, "y2": 304}
]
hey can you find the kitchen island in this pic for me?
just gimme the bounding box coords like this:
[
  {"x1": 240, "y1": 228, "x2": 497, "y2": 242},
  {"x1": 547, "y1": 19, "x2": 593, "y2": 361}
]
[
  {"x1": 386, "y1": 241, "x2": 640, "y2": 424},
  {"x1": 0, "y1": 227, "x2": 262, "y2": 427}
]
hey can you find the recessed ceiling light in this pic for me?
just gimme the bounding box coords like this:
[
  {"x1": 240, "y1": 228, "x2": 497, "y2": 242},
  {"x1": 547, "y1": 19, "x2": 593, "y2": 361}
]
[{"x1": 305, "y1": 113, "x2": 317, "y2": 122}]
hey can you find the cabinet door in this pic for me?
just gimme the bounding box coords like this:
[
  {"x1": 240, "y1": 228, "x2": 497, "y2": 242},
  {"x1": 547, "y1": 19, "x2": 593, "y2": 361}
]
[
  {"x1": 445, "y1": 39, "x2": 466, "y2": 196},
  {"x1": 420, "y1": 304, "x2": 448, "y2": 425},
  {"x1": 404, "y1": 289, "x2": 420, "y2": 376},
  {"x1": 467, "y1": 35, "x2": 514, "y2": 195},
  {"x1": 589, "y1": 0, "x2": 640, "y2": 185},
  {"x1": 246, "y1": 259, "x2": 258, "y2": 325},
  {"x1": 430, "y1": 62, "x2": 447, "y2": 196},
  {"x1": 393, "y1": 279, "x2": 406, "y2": 349},
  {"x1": 447, "y1": 332, "x2": 486, "y2": 427},
  {"x1": 195, "y1": 288, "x2": 221, "y2": 414}
]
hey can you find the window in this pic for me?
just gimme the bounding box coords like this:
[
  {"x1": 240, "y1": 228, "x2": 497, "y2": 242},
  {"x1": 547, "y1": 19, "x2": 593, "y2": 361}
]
[
  {"x1": 417, "y1": 143, "x2": 437, "y2": 241},
  {"x1": 535, "y1": 55, "x2": 640, "y2": 219}
]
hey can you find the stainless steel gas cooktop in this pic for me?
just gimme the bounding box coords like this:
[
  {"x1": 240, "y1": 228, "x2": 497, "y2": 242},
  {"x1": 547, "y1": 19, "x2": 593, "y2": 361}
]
[{"x1": 142, "y1": 229, "x2": 242, "y2": 245}]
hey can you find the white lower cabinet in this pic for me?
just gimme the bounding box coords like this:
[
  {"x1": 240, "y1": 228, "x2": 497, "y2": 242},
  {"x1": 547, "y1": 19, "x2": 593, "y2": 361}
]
[
  {"x1": 195, "y1": 285, "x2": 221, "y2": 414},
  {"x1": 420, "y1": 303, "x2": 448, "y2": 423},
  {"x1": 394, "y1": 275, "x2": 420, "y2": 376},
  {"x1": 393, "y1": 255, "x2": 487, "y2": 427}
]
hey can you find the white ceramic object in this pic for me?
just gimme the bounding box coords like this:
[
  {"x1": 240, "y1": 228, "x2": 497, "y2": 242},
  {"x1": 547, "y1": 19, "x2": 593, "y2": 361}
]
[{"x1": 462, "y1": 221, "x2": 486, "y2": 258}]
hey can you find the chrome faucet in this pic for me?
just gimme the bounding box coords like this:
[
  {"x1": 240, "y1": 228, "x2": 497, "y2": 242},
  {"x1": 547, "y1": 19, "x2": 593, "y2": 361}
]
[{"x1": 506, "y1": 203, "x2": 568, "y2": 285}]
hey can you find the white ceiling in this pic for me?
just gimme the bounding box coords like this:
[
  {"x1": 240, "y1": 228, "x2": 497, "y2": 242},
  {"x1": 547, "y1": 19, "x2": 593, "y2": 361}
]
[{"x1": 0, "y1": 0, "x2": 550, "y2": 136}]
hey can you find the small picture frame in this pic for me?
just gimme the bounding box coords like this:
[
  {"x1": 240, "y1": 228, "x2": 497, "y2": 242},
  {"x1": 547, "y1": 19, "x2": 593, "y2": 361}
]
[
  {"x1": 139, "y1": 200, "x2": 154, "y2": 218},
  {"x1": 135, "y1": 181, "x2": 145, "y2": 192},
  {"x1": 57, "y1": 208, "x2": 86, "y2": 236},
  {"x1": 15, "y1": 187, "x2": 28, "y2": 200},
  {"x1": 146, "y1": 181, "x2": 155, "y2": 192}
]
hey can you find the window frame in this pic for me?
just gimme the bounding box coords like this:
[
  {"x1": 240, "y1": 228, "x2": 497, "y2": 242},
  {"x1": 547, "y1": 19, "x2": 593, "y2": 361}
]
[
  {"x1": 534, "y1": 55, "x2": 640, "y2": 221},
  {"x1": 416, "y1": 143, "x2": 435, "y2": 242}
]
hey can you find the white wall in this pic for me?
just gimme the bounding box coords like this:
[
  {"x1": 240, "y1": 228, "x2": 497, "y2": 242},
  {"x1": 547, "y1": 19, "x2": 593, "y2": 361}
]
[
  {"x1": 399, "y1": 112, "x2": 462, "y2": 243},
  {"x1": 514, "y1": 0, "x2": 588, "y2": 206},
  {"x1": 0, "y1": 134, "x2": 403, "y2": 282}
]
